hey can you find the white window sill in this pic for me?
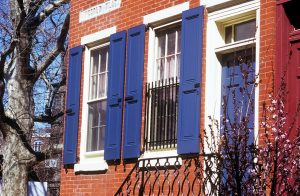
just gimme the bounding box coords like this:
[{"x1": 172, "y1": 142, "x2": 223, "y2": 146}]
[
  {"x1": 139, "y1": 149, "x2": 182, "y2": 167},
  {"x1": 75, "y1": 152, "x2": 107, "y2": 172}
]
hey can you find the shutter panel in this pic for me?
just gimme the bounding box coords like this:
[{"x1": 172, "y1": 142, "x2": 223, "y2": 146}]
[
  {"x1": 123, "y1": 24, "x2": 145, "y2": 159},
  {"x1": 177, "y1": 6, "x2": 204, "y2": 155},
  {"x1": 104, "y1": 31, "x2": 126, "y2": 160},
  {"x1": 63, "y1": 46, "x2": 83, "y2": 165}
]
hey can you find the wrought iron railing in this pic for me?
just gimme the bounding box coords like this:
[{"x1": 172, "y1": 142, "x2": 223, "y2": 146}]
[
  {"x1": 144, "y1": 78, "x2": 179, "y2": 151},
  {"x1": 115, "y1": 155, "x2": 218, "y2": 196}
]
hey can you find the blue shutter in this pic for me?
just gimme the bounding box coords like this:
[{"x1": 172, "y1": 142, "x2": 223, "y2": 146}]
[
  {"x1": 177, "y1": 6, "x2": 204, "y2": 155},
  {"x1": 123, "y1": 24, "x2": 145, "y2": 159},
  {"x1": 63, "y1": 46, "x2": 83, "y2": 165},
  {"x1": 104, "y1": 31, "x2": 126, "y2": 160}
]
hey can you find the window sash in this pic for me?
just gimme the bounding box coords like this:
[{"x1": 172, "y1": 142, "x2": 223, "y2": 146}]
[
  {"x1": 86, "y1": 44, "x2": 109, "y2": 152},
  {"x1": 88, "y1": 45, "x2": 109, "y2": 101},
  {"x1": 154, "y1": 25, "x2": 181, "y2": 81}
]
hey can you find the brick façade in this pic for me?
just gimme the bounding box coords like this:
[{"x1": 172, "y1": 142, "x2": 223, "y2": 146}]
[{"x1": 61, "y1": 0, "x2": 277, "y2": 195}]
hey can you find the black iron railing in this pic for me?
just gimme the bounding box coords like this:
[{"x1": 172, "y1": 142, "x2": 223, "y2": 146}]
[
  {"x1": 144, "y1": 78, "x2": 179, "y2": 151},
  {"x1": 115, "y1": 155, "x2": 218, "y2": 196}
]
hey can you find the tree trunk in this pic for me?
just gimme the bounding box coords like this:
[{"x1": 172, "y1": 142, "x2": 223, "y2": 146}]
[
  {"x1": 1, "y1": 72, "x2": 35, "y2": 195},
  {"x1": 2, "y1": 133, "x2": 33, "y2": 196}
]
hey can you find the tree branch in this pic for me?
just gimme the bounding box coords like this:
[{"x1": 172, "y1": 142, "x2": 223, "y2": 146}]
[
  {"x1": 29, "y1": 0, "x2": 69, "y2": 29},
  {"x1": 0, "y1": 39, "x2": 18, "y2": 74},
  {"x1": 17, "y1": 0, "x2": 25, "y2": 12},
  {"x1": 33, "y1": 111, "x2": 64, "y2": 123},
  {"x1": 35, "y1": 144, "x2": 63, "y2": 162},
  {"x1": 34, "y1": 13, "x2": 69, "y2": 82}
]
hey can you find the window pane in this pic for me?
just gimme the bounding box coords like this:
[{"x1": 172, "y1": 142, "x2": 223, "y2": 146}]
[
  {"x1": 225, "y1": 26, "x2": 232, "y2": 44},
  {"x1": 98, "y1": 127, "x2": 105, "y2": 151},
  {"x1": 157, "y1": 34, "x2": 166, "y2": 58},
  {"x1": 90, "y1": 75, "x2": 98, "y2": 100},
  {"x1": 98, "y1": 100, "x2": 107, "y2": 125},
  {"x1": 100, "y1": 46, "x2": 108, "y2": 72},
  {"x1": 166, "y1": 56, "x2": 175, "y2": 79},
  {"x1": 98, "y1": 73, "x2": 107, "y2": 98},
  {"x1": 177, "y1": 30, "x2": 181, "y2": 53},
  {"x1": 176, "y1": 54, "x2": 180, "y2": 78},
  {"x1": 89, "y1": 45, "x2": 109, "y2": 100},
  {"x1": 157, "y1": 58, "x2": 165, "y2": 80},
  {"x1": 234, "y1": 20, "x2": 256, "y2": 42},
  {"x1": 167, "y1": 31, "x2": 176, "y2": 55},
  {"x1": 91, "y1": 50, "x2": 99, "y2": 74},
  {"x1": 86, "y1": 100, "x2": 107, "y2": 152}
]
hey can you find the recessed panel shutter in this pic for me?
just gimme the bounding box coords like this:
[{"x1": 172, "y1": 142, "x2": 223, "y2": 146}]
[
  {"x1": 177, "y1": 6, "x2": 204, "y2": 155},
  {"x1": 104, "y1": 31, "x2": 126, "y2": 161},
  {"x1": 123, "y1": 24, "x2": 145, "y2": 159},
  {"x1": 63, "y1": 46, "x2": 83, "y2": 165}
]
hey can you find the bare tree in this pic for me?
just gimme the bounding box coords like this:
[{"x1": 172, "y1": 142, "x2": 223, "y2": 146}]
[{"x1": 0, "y1": 0, "x2": 69, "y2": 195}]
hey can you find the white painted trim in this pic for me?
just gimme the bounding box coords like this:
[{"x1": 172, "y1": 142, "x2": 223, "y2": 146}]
[
  {"x1": 141, "y1": 149, "x2": 178, "y2": 159},
  {"x1": 215, "y1": 38, "x2": 256, "y2": 54},
  {"x1": 208, "y1": 0, "x2": 259, "y2": 20},
  {"x1": 80, "y1": 26, "x2": 116, "y2": 45},
  {"x1": 143, "y1": 2, "x2": 189, "y2": 25},
  {"x1": 74, "y1": 158, "x2": 108, "y2": 172},
  {"x1": 147, "y1": 28, "x2": 155, "y2": 82},
  {"x1": 139, "y1": 150, "x2": 182, "y2": 167},
  {"x1": 254, "y1": 7, "x2": 260, "y2": 143},
  {"x1": 204, "y1": 0, "x2": 260, "y2": 155},
  {"x1": 77, "y1": 27, "x2": 115, "y2": 172},
  {"x1": 203, "y1": 0, "x2": 235, "y2": 7}
]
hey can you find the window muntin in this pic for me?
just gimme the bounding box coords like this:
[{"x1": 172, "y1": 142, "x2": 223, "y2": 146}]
[
  {"x1": 155, "y1": 24, "x2": 181, "y2": 81},
  {"x1": 86, "y1": 45, "x2": 109, "y2": 152},
  {"x1": 225, "y1": 19, "x2": 256, "y2": 44}
]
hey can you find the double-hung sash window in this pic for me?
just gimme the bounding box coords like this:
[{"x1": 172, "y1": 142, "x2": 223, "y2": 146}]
[
  {"x1": 86, "y1": 45, "x2": 109, "y2": 152},
  {"x1": 144, "y1": 23, "x2": 181, "y2": 151}
]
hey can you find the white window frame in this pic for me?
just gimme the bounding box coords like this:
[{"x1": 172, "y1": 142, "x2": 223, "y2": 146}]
[
  {"x1": 144, "y1": 2, "x2": 189, "y2": 83},
  {"x1": 152, "y1": 21, "x2": 181, "y2": 82},
  {"x1": 74, "y1": 26, "x2": 116, "y2": 172},
  {"x1": 86, "y1": 43, "x2": 109, "y2": 152},
  {"x1": 204, "y1": 0, "x2": 260, "y2": 155},
  {"x1": 142, "y1": 3, "x2": 189, "y2": 160}
]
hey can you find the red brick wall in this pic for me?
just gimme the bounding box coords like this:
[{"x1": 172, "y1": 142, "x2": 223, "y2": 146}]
[
  {"x1": 61, "y1": 1, "x2": 200, "y2": 195},
  {"x1": 258, "y1": 0, "x2": 276, "y2": 146},
  {"x1": 61, "y1": 0, "x2": 277, "y2": 195}
]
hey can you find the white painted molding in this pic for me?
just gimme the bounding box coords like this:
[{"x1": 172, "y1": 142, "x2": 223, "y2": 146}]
[
  {"x1": 80, "y1": 26, "x2": 116, "y2": 45},
  {"x1": 201, "y1": 0, "x2": 251, "y2": 12},
  {"x1": 143, "y1": 2, "x2": 189, "y2": 25}
]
